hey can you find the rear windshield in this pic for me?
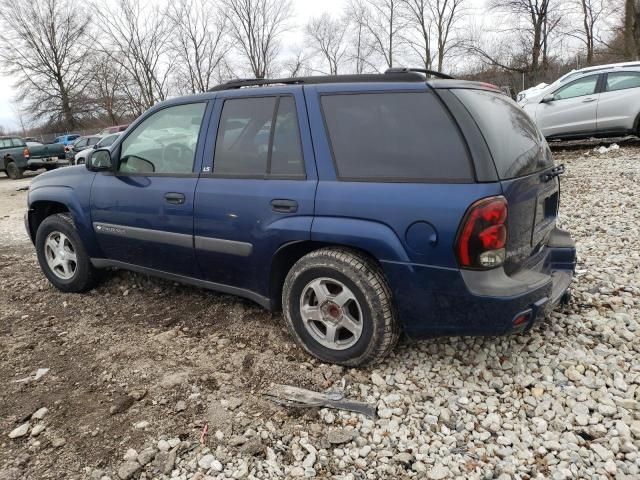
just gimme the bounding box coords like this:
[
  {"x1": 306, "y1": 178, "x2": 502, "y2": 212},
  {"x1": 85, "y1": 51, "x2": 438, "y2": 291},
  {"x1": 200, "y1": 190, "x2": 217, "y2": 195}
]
[
  {"x1": 321, "y1": 92, "x2": 473, "y2": 182},
  {"x1": 452, "y1": 89, "x2": 553, "y2": 179}
]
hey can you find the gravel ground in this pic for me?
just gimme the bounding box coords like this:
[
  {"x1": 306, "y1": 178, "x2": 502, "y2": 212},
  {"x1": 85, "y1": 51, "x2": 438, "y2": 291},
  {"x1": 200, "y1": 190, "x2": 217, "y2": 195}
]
[{"x1": 0, "y1": 145, "x2": 639, "y2": 480}]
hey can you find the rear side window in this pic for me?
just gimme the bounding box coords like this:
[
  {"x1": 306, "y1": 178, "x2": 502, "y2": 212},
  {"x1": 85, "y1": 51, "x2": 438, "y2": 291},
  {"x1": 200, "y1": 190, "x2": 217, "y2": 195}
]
[
  {"x1": 605, "y1": 72, "x2": 640, "y2": 92},
  {"x1": 452, "y1": 89, "x2": 553, "y2": 180},
  {"x1": 11, "y1": 138, "x2": 25, "y2": 147},
  {"x1": 213, "y1": 96, "x2": 305, "y2": 178},
  {"x1": 320, "y1": 92, "x2": 472, "y2": 182}
]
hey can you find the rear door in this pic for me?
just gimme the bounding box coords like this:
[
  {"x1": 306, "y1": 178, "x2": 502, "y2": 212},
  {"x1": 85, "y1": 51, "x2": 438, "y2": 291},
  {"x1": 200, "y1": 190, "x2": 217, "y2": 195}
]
[
  {"x1": 596, "y1": 71, "x2": 640, "y2": 131},
  {"x1": 534, "y1": 74, "x2": 600, "y2": 137},
  {"x1": 193, "y1": 87, "x2": 317, "y2": 298},
  {"x1": 452, "y1": 89, "x2": 558, "y2": 273}
]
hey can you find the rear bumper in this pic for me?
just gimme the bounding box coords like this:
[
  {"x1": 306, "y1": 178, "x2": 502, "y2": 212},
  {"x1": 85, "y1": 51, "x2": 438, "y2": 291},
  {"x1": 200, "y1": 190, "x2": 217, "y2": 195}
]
[
  {"x1": 27, "y1": 158, "x2": 69, "y2": 168},
  {"x1": 382, "y1": 227, "x2": 576, "y2": 338}
]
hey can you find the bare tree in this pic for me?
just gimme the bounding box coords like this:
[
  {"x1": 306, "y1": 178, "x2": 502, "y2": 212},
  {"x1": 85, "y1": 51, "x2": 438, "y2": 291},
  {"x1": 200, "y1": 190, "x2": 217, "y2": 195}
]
[
  {"x1": 167, "y1": 0, "x2": 230, "y2": 93},
  {"x1": 430, "y1": 0, "x2": 466, "y2": 71},
  {"x1": 624, "y1": 0, "x2": 640, "y2": 59},
  {"x1": 401, "y1": 0, "x2": 434, "y2": 70},
  {"x1": 0, "y1": 0, "x2": 93, "y2": 128},
  {"x1": 89, "y1": 55, "x2": 131, "y2": 125},
  {"x1": 488, "y1": 0, "x2": 562, "y2": 83},
  {"x1": 306, "y1": 13, "x2": 349, "y2": 75},
  {"x1": 93, "y1": 0, "x2": 172, "y2": 114},
  {"x1": 359, "y1": 0, "x2": 405, "y2": 69},
  {"x1": 566, "y1": 0, "x2": 606, "y2": 65},
  {"x1": 346, "y1": 0, "x2": 377, "y2": 73},
  {"x1": 281, "y1": 46, "x2": 312, "y2": 77},
  {"x1": 222, "y1": 0, "x2": 291, "y2": 79}
]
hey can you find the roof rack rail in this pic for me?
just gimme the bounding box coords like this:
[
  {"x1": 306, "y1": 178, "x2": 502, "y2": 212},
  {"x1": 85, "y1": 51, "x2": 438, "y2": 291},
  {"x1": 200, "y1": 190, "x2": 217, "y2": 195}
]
[
  {"x1": 207, "y1": 70, "x2": 441, "y2": 92},
  {"x1": 209, "y1": 77, "x2": 305, "y2": 91},
  {"x1": 385, "y1": 67, "x2": 454, "y2": 80}
]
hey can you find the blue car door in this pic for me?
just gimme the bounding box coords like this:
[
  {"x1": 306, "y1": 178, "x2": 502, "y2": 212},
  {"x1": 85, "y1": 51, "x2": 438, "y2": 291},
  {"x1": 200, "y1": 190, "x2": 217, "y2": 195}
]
[
  {"x1": 193, "y1": 87, "x2": 317, "y2": 303},
  {"x1": 91, "y1": 101, "x2": 212, "y2": 276}
]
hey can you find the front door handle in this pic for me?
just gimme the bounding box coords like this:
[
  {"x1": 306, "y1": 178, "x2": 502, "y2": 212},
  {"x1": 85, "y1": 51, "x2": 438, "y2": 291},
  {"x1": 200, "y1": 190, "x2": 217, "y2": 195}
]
[
  {"x1": 164, "y1": 192, "x2": 185, "y2": 205},
  {"x1": 582, "y1": 97, "x2": 597, "y2": 103},
  {"x1": 271, "y1": 199, "x2": 298, "y2": 213}
]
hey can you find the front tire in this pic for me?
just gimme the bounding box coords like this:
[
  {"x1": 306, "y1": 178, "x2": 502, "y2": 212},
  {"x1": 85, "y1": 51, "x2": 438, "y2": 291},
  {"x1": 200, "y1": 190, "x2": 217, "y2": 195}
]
[
  {"x1": 35, "y1": 213, "x2": 99, "y2": 292},
  {"x1": 282, "y1": 248, "x2": 399, "y2": 367},
  {"x1": 6, "y1": 161, "x2": 23, "y2": 180}
]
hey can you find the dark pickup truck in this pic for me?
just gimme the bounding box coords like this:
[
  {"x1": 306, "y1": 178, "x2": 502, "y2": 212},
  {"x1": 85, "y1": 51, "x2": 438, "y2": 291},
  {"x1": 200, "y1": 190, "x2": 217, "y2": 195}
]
[{"x1": 1, "y1": 137, "x2": 66, "y2": 179}]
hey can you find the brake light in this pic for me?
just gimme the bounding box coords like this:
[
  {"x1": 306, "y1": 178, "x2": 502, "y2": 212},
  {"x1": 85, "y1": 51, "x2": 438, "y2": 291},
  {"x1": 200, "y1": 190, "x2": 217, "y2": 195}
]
[
  {"x1": 23, "y1": 148, "x2": 29, "y2": 159},
  {"x1": 456, "y1": 196, "x2": 508, "y2": 269}
]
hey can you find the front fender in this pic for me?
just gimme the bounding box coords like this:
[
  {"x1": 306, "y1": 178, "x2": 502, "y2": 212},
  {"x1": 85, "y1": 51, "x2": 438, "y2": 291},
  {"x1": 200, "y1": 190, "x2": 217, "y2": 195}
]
[
  {"x1": 311, "y1": 217, "x2": 410, "y2": 263},
  {"x1": 28, "y1": 180, "x2": 102, "y2": 257}
]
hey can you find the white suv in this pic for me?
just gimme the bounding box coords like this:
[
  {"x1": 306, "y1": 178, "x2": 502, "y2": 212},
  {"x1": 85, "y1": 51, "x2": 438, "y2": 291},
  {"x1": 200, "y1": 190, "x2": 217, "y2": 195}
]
[{"x1": 522, "y1": 64, "x2": 640, "y2": 140}]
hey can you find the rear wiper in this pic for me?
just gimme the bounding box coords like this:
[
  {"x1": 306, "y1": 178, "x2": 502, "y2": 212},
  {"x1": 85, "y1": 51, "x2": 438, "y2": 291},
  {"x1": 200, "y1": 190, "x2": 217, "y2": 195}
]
[{"x1": 542, "y1": 164, "x2": 565, "y2": 182}]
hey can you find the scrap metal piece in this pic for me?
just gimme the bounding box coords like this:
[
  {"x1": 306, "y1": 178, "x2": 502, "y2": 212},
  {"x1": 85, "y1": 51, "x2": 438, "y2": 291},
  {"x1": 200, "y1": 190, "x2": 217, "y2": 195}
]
[{"x1": 264, "y1": 384, "x2": 376, "y2": 418}]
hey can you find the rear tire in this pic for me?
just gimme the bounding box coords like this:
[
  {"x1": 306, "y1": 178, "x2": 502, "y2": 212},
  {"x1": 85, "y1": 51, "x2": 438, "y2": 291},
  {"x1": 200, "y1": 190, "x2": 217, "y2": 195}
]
[
  {"x1": 35, "y1": 213, "x2": 99, "y2": 292},
  {"x1": 76, "y1": 157, "x2": 85, "y2": 165},
  {"x1": 6, "y1": 161, "x2": 23, "y2": 180},
  {"x1": 282, "y1": 248, "x2": 400, "y2": 367}
]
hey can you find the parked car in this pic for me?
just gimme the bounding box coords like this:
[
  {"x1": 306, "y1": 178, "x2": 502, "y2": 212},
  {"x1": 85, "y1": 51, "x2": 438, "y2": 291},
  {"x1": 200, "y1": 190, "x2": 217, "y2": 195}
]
[
  {"x1": 98, "y1": 124, "x2": 128, "y2": 136},
  {"x1": 52, "y1": 134, "x2": 81, "y2": 146},
  {"x1": 65, "y1": 135, "x2": 102, "y2": 160},
  {"x1": 73, "y1": 133, "x2": 120, "y2": 165},
  {"x1": 25, "y1": 70, "x2": 576, "y2": 366},
  {"x1": 1, "y1": 137, "x2": 66, "y2": 179},
  {"x1": 522, "y1": 64, "x2": 640, "y2": 140},
  {"x1": 516, "y1": 61, "x2": 640, "y2": 106}
]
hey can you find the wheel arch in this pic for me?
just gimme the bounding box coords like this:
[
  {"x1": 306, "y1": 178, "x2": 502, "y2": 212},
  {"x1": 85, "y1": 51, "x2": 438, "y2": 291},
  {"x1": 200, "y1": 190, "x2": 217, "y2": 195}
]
[
  {"x1": 27, "y1": 200, "x2": 70, "y2": 243},
  {"x1": 269, "y1": 241, "x2": 388, "y2": 311}
]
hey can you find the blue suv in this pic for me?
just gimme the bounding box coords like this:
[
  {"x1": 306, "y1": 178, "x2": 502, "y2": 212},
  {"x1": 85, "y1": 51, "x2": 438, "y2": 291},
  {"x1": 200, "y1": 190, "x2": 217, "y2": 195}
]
[{"x1": 25, "y1": 69, "x2": 576, "y2": 366}]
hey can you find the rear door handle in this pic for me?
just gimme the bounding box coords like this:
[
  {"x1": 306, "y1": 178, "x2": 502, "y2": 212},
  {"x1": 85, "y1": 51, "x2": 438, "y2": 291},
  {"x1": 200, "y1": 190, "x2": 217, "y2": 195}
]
[
  {"x1": 271, "y1": 199, "x2": 298, "y2": 213},
  {"x1": 164, "y1": 192, "x2": 185, "y2": 205},
  {"x1": 582, "y1": 97, "x2": 597, "y2": 103}
]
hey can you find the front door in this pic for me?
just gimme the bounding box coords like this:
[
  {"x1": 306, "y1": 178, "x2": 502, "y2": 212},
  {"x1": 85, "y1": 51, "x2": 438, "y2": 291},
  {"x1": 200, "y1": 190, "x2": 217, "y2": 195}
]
[
  {"x1": 536, "y1": 74, "x2": 601, "y2": 137},
  {"x1": 193, "y1": 87, "x2": 317, "y2": 301},
  {"x1": 91, "y1": 102, "x2": 210, "y2": 276}
]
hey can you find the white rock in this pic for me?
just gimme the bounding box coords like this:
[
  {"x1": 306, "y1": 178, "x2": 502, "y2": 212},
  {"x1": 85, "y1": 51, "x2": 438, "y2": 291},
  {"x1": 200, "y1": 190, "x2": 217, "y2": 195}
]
[
  {"x1": 31, "y1": 407, "x2": 49, "y2": 420},
  {"x1": 8, "y1": 423, "x2": 29, "y2": 439}
]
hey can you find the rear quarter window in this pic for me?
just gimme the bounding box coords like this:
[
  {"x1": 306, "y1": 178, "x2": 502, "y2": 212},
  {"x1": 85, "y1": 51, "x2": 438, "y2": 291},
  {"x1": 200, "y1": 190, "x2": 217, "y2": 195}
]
[
  {"x1": 320, "y1": 92, "x2": 473, "y2": 182},
  {"x1": 452, "y1": 89, "x2": 553, "y2": 179}
]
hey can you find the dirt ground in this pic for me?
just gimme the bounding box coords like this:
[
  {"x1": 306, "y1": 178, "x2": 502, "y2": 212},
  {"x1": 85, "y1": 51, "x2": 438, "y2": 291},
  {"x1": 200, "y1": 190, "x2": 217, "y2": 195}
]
[{"x1": 0, "y1": 171, "x2": 338, "y2": 479}]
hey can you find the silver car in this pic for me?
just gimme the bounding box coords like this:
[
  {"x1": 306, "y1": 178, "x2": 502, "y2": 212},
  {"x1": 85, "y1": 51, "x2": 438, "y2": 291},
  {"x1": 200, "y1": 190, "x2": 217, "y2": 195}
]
[{"x1": 522, "y1": 65, "x2": 640, "y2": 140}]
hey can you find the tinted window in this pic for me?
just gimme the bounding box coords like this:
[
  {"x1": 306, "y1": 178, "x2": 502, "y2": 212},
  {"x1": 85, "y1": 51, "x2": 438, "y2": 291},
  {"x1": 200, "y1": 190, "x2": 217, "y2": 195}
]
[
  {"x1": 605, "y1": 72, "x2": 640, "y2": 92},
  {"x1": 553, "y1": 75, "x2": 598, "y2": 100},
  {"x1": 68, "y1": 135, "x2": 80, "y2": 141},
  {"x1": 213, "y1": 96, "x2": 305, "y2": 178},
  {"x1": 270, "y1": 97, "x2": 304, "y2": 176},
  {"x1": 453, "y1": 89, "x2": 553, "y2": 180},
  {"x1": 321, "y1": 92, "x2": 472, "y2": 181},
  {"x1": 119, "y1": 102, "x2": 206, "y2": 174}
]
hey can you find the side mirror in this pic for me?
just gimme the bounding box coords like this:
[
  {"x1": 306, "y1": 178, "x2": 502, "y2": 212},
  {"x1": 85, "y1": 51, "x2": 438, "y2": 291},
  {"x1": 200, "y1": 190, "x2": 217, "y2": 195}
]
[
  {"x1": 93, "y1": 144, "x2": 98, "y2": 150},
  {"x1": 541, "y1": 93, "x2": 555, "y2": 103},
  {"x1": 86, "y1": 148, "x2": 113, "y2": 172}
]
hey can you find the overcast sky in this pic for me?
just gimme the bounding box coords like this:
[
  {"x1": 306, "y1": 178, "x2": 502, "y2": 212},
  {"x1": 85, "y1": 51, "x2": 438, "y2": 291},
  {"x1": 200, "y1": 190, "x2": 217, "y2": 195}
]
[{"x1": 0, "y1": 0, "x2": 487, "y2": 130}]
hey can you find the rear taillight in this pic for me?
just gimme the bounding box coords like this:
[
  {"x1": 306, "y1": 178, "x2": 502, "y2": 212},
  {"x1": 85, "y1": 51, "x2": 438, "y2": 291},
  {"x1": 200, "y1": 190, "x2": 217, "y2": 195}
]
[
  {"x1": 456, "y1": 196, "x2": 508, "y2": 269},
  {"x1": 23, "y1": 148, "x2": 29, "y2": 159}
]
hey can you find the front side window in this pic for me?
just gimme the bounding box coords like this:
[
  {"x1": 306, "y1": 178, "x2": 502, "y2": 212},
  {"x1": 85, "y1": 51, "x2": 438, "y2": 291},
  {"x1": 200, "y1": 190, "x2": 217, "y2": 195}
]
[
  {"x1": 213, "y1": 96, "x2": 305, "y2": 177},
  {"x1": 97, "y1": 134, "x2": 119, "y2": 148},
  {"x1": 74, "y1": 138, "x2": 88, "y2": 149},
  {"x1": 119, "y1": 103, "x2": 206, "y2": 174},
  {"x1": 11, "y1": 138, "x2": 25, "y2": 147},
  {"x1": 321, "y1": 92, "x2": 472, "y2": 181},
  {"x1": 605, "y1": 72, "x2": 640, "y2": 92},
  {"x1": 553, "y1": 75, "x2": 598, "y2": 100}
]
